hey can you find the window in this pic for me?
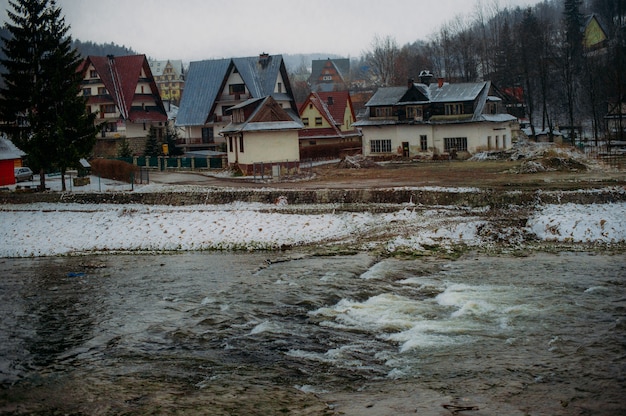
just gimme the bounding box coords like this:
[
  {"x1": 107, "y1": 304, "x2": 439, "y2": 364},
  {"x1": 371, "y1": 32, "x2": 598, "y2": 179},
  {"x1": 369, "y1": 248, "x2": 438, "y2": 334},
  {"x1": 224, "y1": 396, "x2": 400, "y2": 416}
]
[
  {"x1": 97, "y1": 87, "x2": 107, "y2": 95},
  {"x1": 315, "y1": 117, "x2": 322, "y2": 126},
  {"x1": 374, "y1": 107, "x2": 393, "y2": 118},
  {"x1": 101, "y1": 104, "x2": 116, "y2": 113},
  {"x1": 229, "y1": 83, "x2": 245, "y2": 95},
  {"x1": 228, "y1": 136, "x2": 233, "y2": 152},
  {"x1": 370, "y1": 139, "x2": 392, "y2": 153},
  {"x1": 420, "y1": 135, "x2": 428, "y2": 151},
  {"x1": 83, "y1": 88, "x2": 91, "y2": 96},
  {"x1": 90, "y1": 70, "x2": 98, "y2": 78},
  {"x1": 277, "y1": 82, "x2": 282, "y2": 93},
  {"x1": 445, "y1": 103, "x2": 464, "y2": 115},
  {"x1": 239, "y1": 136, "x2": 244, "y2": 153},
  {"x1": 302, "y1": 118, "x2": 309, "y2": 126},
  {"x1": 444, "y1": 137, "x2": 468, "y2": 152},
  {"x1": 202, "y1": 127, "x2": 214, "y2": 144},
  {"x1": 406, "y1": 106, "x2": 423, "y2": 120}
]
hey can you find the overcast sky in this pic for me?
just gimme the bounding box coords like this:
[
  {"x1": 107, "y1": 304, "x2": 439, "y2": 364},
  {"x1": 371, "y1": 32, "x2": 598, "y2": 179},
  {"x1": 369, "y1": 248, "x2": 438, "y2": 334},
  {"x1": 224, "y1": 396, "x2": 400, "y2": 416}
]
[{"x1": 2, "y1": 0, "x2": 542, "y2": 63}]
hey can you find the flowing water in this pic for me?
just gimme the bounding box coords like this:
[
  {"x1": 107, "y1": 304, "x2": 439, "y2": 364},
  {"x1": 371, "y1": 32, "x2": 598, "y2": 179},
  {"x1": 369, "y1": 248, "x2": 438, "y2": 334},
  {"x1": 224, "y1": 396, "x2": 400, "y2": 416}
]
[{"x1": 0, "y1": 251, "x2": 625, "y2": 415}]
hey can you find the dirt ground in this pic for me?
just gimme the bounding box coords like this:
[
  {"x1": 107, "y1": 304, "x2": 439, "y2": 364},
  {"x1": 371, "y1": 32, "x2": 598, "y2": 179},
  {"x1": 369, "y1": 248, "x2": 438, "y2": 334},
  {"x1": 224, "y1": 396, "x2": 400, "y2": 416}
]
[{"x1": 150, "y1": 158, "x2": 626, "y2": 192}]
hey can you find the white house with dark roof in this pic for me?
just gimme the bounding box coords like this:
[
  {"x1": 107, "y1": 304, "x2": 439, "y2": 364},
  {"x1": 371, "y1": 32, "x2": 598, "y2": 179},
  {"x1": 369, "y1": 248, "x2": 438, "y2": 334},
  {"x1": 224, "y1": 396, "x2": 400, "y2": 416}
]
[
  {"x1": 354, "y1": 73, "x2": 519, "y2": 158},
  {"x1": 175, "y1": 53, "x2": 298, "y2": 153}
]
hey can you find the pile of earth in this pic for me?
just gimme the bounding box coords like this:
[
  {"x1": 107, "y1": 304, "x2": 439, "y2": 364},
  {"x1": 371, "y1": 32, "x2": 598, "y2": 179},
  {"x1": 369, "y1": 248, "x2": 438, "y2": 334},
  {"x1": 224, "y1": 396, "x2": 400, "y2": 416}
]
[
  {"x1": 336, "y1": 154, "x2": 379, "y2": 169},
  {"x1": 470, "y1": 139, "x2": 606, "y2": 173}
]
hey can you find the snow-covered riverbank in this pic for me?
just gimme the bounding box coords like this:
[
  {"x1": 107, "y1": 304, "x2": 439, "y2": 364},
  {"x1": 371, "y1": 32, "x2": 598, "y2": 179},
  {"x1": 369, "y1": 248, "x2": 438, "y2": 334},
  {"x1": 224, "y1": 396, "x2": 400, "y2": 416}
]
[{"x1": 1, "y1": 200, "x2": 625, "y2": 258}]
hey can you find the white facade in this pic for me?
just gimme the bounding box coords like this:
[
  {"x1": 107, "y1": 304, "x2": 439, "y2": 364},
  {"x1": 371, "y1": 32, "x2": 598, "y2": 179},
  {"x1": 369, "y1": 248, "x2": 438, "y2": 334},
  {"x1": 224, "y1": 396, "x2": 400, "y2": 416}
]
[{"x1": 227, "y1": 130, "x2": 300, "y2": 166}]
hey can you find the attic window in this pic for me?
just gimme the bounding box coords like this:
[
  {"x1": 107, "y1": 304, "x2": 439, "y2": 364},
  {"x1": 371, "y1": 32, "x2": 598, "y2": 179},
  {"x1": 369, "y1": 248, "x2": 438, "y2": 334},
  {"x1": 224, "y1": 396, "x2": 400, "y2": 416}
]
[
  {"x1": 90, "y1": 70, "x2": 98, "y2": 78},
  {"x1": 229, "y1": 84, "x2": 245, "y2": 95},
  {"x1": 327, "y1": 97, "x2": 334, "y2": 105}
]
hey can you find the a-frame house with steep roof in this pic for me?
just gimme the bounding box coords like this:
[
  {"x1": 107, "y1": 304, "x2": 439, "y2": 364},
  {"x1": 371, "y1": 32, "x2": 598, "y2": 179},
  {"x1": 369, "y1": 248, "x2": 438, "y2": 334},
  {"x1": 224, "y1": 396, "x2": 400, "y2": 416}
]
[
  {"x1": 79, "y1": 55, "x2": 167, "y2": 157},
  {"x1": 175, "y1": 53, "x2": 298, "y2": 153},
  {"x1": 298, "y1": 91, "x2": 361, "y2": 147}
]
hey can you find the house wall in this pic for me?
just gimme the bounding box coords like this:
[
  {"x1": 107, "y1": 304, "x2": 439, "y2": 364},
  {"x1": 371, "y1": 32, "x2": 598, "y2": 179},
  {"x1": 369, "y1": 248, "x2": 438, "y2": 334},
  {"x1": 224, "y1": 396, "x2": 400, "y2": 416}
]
[
  {"x1": 227, "y1": 130, "x2": 300, "y2": 166},
  {"x1": 300, "y1": 104, "x2": 332, "y2": 129},
  {"x1": 361, "y1": 121, "x2": 515, "y2": 157},
  {"x1": 0, "y1": 159, "x2": 16, "y2": 186}
]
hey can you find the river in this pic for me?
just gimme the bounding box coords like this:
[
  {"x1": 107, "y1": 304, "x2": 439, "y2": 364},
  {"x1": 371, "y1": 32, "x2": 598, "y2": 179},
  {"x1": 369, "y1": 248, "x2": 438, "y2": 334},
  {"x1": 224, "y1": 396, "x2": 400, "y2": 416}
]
[{"x1": 1, "y1": 251, "x2": 624, "y2": 415}]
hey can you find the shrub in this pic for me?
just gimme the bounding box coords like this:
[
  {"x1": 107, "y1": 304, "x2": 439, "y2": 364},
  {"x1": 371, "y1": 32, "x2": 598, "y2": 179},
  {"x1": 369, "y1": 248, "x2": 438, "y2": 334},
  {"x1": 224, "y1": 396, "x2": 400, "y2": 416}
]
[{"x1": 90, "y1": 159, "x2": 138, "y2": 183}]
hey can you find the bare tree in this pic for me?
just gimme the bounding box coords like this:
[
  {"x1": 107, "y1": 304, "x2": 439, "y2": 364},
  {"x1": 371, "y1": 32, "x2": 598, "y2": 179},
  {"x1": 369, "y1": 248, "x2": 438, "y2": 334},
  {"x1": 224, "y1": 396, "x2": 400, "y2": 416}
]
[{"x1": 365, "y1": 35, "x2": 399, "y2": 86}]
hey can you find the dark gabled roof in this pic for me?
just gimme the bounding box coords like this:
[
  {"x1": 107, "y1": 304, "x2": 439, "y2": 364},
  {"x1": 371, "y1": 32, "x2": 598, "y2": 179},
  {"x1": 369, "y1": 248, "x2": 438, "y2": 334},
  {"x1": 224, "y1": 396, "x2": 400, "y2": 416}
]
[
  {"x1": 310, "y1": 58, "x2": 350, "y2": 82},
  {"x1": 176, "y1": 54, "x2": 292, "y2": 127},
  {"x1": 81, "y1": 55, "x2": 167, "y2": 122},
  {"x1": 366, "y1": 81, "x2": 489, "y2": 107},
  {"x1": 220, "y1": 96, "x2": 302, "y2": 134}
]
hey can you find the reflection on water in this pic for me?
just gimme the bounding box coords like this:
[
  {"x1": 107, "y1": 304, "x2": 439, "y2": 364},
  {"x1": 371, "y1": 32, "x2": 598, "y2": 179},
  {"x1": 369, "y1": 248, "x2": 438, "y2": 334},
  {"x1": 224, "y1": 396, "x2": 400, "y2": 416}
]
[{"x1": 0, "y1": 251, "x2": 625, "y2": 414}]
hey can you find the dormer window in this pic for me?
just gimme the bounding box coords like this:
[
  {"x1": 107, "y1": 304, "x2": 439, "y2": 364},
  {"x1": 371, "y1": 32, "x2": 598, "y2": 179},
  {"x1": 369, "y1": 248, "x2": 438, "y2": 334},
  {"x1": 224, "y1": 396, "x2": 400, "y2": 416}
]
[
  {"x1": 445, "y1": 103, "x2": 464, "y2": 115},
  {"x1": 90, "y1": 70, "x2": 98, "y2": 78}
]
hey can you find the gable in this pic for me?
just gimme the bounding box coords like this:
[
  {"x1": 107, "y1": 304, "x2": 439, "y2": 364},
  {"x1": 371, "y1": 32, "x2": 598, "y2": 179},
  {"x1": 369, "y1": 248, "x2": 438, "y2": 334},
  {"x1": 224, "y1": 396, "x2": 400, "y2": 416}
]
[{"x1": 583, "y1": 15, "x2": 608, "y2": 49}]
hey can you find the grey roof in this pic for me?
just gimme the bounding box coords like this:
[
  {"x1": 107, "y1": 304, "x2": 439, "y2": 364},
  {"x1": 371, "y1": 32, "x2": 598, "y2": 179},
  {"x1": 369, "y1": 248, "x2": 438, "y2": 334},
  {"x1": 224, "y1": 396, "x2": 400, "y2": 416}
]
[
  {"x1": 176, "y1": 55, "x2": 289, "y2": 127},
  {"x1": 366, "y1": 82, "x2": 489, "y2": 107},
  {"x1": 176, "y1": 58, "x2": 231, "y2": 126}
]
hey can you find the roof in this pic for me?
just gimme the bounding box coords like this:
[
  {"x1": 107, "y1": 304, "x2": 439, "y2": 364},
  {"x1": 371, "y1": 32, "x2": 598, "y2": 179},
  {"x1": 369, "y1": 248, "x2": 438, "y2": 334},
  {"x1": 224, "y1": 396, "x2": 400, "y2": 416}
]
[
  {"x1": 0, "y1": 136, "x2": 25, "y2": 161},
  {"x1": 310, "y1": 58, "x2": 350, "y2": 83},
  {"x1": 366, "y1": 82, "x2": 489, "y2": 107},
  {"x1": 176, "y1": 54, "x2": 292, "y2": 127},
  {"x1": 148, "y1": 59, "x2": 184, "y2": 77},
  {"x1": 81, "y1": 55, "x2": 167, "y2": 123},
  {"x1": 300, "y1": 91, "x2": 355, "y2": 126},
  {"x1": 220, "y1": 96, "x2": 302, "y2": 134}
]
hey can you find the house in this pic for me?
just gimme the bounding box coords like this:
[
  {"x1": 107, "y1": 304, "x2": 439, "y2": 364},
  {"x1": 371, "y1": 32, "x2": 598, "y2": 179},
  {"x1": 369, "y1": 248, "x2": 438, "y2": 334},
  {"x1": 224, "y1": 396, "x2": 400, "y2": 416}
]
[
  {"x1": 221, "y1": 96, "x2": 302, "y2": 175},
  {"x1": 0, "y1": 135, "x2": 26, "y2": 186},
  {"x1": 583, "y1": 14, "x2": 610, "y2": 54},
  {"x1": 298, "y1": 91, "x2": 361, "y2": 147},
  {"x1": 175, "y1": 53, "x2": 298, "y2": 154},
  {"x1": 308, "y1": 58, "x2": 350, "y2": 92},
  {"x1": 354, "y1": 72, "x2": 519, "y2": 158},
  {"x1": 79, "y1": 55, "x2": 168, "y2": 157},
  {"x1": 148, "y1": 59, "x2": 185, "y2": 105}
]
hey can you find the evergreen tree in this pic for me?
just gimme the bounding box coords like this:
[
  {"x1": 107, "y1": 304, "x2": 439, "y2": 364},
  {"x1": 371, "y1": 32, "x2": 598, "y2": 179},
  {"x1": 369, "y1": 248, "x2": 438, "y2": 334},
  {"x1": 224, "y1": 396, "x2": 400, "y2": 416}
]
[
  {"x1": 144, "y1": 126, "x2": 160, "y2": 157},
  {"x1": 118, "y1": 138, "x2": 132, "y2": 158},
  {"x1": 560, "y1": 0, "x2": 585, "y2": 143},
  {"x1": 0, "y1": 0, "x2": 97, "y2": 191}
]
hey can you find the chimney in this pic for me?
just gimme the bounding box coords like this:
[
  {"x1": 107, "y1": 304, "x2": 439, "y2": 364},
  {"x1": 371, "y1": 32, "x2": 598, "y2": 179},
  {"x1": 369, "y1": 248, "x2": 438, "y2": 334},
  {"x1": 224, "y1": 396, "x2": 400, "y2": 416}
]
[
  {"x1": 438, "y1": 77, "x2": 445, "y2": 88},
  {"x1": 407, "y1": 78, "x2": 415, "y2": 89},
  {"x1": 418, "y1": 70, "x2": 433, "y2": 85}
]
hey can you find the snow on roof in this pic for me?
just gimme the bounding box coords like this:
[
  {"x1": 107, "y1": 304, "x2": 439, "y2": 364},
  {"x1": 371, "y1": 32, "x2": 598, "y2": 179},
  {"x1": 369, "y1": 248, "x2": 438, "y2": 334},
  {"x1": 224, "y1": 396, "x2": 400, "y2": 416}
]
[{"x1": 0, "y1": 136, "x2": 26, "y2": 161}]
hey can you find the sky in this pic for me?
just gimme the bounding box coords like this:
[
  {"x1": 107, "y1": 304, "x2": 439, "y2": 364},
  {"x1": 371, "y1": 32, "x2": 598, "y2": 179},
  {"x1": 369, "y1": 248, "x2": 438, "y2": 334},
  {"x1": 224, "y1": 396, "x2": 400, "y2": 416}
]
[{"x1": 2, "y1": 0, "x2": 542, "y2": 63}]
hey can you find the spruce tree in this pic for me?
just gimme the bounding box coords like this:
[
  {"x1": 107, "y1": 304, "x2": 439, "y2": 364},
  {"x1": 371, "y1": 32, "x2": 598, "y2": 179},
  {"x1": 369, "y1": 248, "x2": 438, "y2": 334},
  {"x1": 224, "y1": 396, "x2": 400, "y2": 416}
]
[
  {"x1": 0, "y1": 0, "x2": 97, "y2": 191},
  {"x1": 144, "y1": 126, "x2": 160, "y2": 157}
]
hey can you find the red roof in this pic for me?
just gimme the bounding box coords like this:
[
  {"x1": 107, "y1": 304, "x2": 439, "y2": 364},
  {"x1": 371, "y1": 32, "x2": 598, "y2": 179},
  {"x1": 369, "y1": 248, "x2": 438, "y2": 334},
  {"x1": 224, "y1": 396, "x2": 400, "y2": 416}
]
[
  {"x1": 81, "y1": 55, "x2": 166, "y2": 122},
  {"x1": 299, "y1": 91, "x2": 355, "y2": 127}
]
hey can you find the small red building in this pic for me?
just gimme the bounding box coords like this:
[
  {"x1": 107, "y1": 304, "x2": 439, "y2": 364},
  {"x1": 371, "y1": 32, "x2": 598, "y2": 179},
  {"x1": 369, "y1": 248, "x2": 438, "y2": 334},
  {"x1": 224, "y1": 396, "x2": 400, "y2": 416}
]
[{"x1": 0, "y1": 136, "x2": 26, "y2": 186}]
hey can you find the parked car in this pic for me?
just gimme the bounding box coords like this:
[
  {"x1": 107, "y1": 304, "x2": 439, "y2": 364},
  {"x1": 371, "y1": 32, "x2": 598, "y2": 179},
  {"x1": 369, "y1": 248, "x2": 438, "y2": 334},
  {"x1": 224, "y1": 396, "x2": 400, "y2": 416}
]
[{"x1": 14, "y1": 167, "x2": 33, "y2": 182}]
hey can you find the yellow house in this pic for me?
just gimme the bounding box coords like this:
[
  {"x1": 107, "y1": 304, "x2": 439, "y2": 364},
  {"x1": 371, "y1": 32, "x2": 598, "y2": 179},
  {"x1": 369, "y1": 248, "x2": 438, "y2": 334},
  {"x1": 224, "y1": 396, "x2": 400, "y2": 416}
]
[
  {"x1": 298, "y1": 91, "x2": 361, "y2": 146},
  {"x1": 149, "y1": 60, "x2": 185, "y2": 105},
  {"x1": 583, "y1": 14, "x2": 609, "y2": 53}
]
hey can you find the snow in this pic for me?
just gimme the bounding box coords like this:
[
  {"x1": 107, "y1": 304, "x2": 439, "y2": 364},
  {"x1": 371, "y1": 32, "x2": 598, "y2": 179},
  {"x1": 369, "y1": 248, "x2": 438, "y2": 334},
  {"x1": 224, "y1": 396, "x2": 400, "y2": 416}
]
[
  {"x1": 1, "y1": 165, "x2": 625, "y2": 257},
  {"x1": 1, "y1": 197, "x2": 625, "y2": 258}
]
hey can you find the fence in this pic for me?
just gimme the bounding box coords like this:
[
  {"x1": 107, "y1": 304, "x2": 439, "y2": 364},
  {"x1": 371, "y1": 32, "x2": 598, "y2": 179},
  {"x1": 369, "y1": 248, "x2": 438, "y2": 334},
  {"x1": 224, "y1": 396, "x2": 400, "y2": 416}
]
[
  {"x1": 583, "y1": 144, "x2": 626, "y2": 170},
  {"x1": 116, "y1": 155, "x2": 226, "y2": 171}
]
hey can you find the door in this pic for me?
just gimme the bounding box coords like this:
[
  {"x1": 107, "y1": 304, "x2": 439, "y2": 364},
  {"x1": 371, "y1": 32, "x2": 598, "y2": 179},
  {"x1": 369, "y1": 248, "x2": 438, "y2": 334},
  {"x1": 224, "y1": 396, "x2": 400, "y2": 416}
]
[{"x1": 402, "y1": 142, "x2": 410, "y2": 157}]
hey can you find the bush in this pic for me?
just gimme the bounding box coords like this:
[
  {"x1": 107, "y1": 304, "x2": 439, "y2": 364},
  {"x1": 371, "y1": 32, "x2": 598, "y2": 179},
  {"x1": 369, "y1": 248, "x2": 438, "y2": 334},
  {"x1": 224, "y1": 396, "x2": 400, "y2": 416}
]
[{"x1": 90, "y1": 159, "x2": 138, "y2": 183}]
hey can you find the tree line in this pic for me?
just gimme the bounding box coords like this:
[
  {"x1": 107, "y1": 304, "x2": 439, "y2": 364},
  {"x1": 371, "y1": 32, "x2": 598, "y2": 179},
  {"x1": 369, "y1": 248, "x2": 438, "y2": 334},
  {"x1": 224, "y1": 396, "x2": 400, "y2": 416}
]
[{"x1": 358, "y1": 0, "x2": 625, "y2": 143}]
